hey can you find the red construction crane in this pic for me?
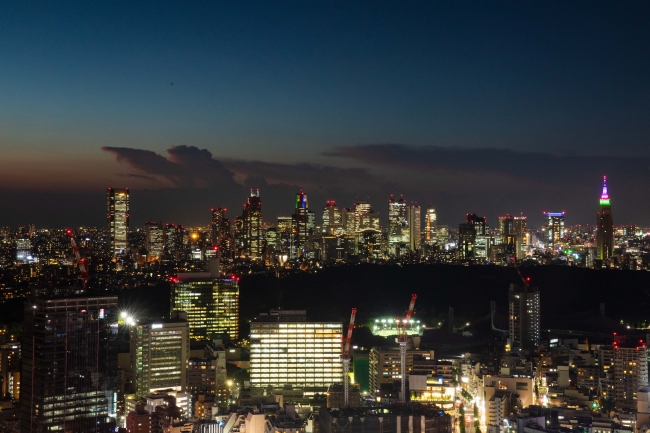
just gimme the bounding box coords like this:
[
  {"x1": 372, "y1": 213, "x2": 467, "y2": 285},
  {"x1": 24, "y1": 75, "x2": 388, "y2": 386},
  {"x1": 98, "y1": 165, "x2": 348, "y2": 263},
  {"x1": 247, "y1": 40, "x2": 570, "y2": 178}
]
[
  {"x1": 66, "y1": 229, "x2": 88, "y2": 291},
  {"x1": 342, "y1": 308, "x2": 357, "y2": 408},
  {"x1": 398, "y1": 294, "x2": 417, "y2": 402}
]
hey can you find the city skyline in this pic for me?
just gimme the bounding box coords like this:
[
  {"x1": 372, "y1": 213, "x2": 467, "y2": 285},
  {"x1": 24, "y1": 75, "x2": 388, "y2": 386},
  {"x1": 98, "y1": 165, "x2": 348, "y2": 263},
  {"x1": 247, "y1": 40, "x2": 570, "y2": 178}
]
[{"x1": 2, "y1": 2, "x2": 650, "y2": 226}]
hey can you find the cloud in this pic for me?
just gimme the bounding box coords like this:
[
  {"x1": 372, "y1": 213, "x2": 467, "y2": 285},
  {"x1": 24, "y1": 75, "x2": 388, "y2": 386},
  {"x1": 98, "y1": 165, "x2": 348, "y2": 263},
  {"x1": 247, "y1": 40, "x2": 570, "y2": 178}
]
[
  {"x1": 324, "y1": 144, "x2": 650, "y2": 182},
  {"x1": 118, "y1": 173, "x2": 159, "y2": 181},
  {"x1": 102, "y1": 146, "x2": 236, "y2": 187}
]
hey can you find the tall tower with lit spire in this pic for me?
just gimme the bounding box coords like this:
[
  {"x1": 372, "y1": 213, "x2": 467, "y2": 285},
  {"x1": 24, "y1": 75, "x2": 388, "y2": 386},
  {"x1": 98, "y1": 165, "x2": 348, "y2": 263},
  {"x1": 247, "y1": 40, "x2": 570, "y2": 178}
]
[{"x1": 597, "y1": 176, "x2": 614, "y2": 261}]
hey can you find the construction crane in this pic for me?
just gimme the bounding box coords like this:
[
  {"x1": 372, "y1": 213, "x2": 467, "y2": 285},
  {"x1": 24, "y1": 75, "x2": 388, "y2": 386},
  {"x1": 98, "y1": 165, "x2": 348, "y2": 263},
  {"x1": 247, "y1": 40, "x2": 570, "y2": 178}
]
[
  {"x1": 342, "y1": 308, "x2": 357, "y2": 408},
  {"x1": 66, "y1": 229, "x2": 88, "y2": 291},
  {"x1": 398, "y1": 294, "x2": 417, "y2": 402}
]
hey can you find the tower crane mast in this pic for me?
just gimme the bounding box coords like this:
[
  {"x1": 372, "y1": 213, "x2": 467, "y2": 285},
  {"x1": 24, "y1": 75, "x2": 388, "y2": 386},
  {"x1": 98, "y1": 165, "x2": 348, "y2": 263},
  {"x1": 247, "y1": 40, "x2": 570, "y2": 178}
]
[
  {"x1": 66, "y1": 230, "x2": 88, "y2": 291},
  {"x1": 398, "y1": 294, "x2": 417, "y2": 402},
  {"x1": 342, "y1": 308, "x2": 357, "y2": 408}
]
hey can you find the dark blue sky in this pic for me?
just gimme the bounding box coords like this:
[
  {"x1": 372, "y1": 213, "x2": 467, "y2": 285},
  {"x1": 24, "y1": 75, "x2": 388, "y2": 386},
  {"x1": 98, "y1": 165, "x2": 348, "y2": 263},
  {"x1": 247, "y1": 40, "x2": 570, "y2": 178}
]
[{"x1": 1, "y1": 2, "x2": 649, "y2": 227}]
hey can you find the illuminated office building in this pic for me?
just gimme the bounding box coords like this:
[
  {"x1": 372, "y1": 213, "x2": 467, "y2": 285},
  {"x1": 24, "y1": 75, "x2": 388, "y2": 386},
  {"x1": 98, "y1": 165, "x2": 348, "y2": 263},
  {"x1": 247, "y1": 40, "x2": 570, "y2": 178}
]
[
  {"x1": 458, "y1": 214, "x2": 486, "y2": 260},
  {"x1": 250, "y1": 310, "x2": 342, "y2": 393},
  {"x1": 131, "y1": 316, "x2": 190, "y2": 398},
  {"x1": 107, "y1": 187, "x2": 130, "y2": 257},
  {"x1": 437, "y1": 225, "x2": 449, "y2": 249},
  {"x1": 171, "y1": 271, "x2": 239, "y2": 341},
  {"x1": 278, "y1": 216, "x2": 297, "y2": 259},
  {"x1": 359, "y1": 209, "x2": 380, "y2": 231},
  {"x1": 145, "y1": 221, "x2": 164, "y2": 260},
  {"x1": 21, "y1": 296, "x2": 119, "y2": 433},
  {"x1": 424, "y1": 205, "x2": 437, "y2": 246},
  {"x1": 407, "y1": 204, "x2": 421, "y2": 252},
  {"x1": 322, "y1": 200, "x2": 342, "y2": 235},
  {"x1": 15, "y1": 236, "x2": 31, "y2": 262},
  {"x1": 293, "y1": 190, "x2": 313, "y2": 256},
  {"x1": 508, "y1": 283, "x2": 540, "y2": 351},
  {"x1": 1, "y1": 342, "x2": 20, "y2": 400},
  {"x1": 543, "y1": 212, "x2": 565, "y2": 249},
  {"x1": 242, "y1": 189, "x2": 263, "y2": 259},
  {"x1": 354, "y1": 200, "x2": 372, "y2": 233},
  {"x1": 388, "y1": 196, "x2": 409, "y2": 254},
  {"x1": 163, "y1": 224, "x2": 184, "y2": 258},
  {"x1": 342, "y1": 208, "x2": 356, "y2": 235},
  {"x1": 597, "y1": 176, "x2": 614, "y2": 261},
  {"x1": 513, "y1": 215, "x2": 528, "y2": 259}
]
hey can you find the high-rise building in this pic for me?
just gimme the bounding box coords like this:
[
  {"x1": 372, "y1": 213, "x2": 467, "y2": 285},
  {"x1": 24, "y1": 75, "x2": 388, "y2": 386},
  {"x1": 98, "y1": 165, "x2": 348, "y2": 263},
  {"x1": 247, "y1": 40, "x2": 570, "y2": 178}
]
[
  {"x1": 341, "y1": 208, "x2": 355, "y2": 235},
  {"x1": 15, "y1": 236, "x2": 31, "y2": 262},
  {"x1": 424, "y1": 205, "x2": 437, "y2": 246},
  {"x1": 20, "y1": 296, "x2": 119, "y2": 433},
  {"x1": 171, "y1": 271, "x2": 239, "y2": 341},
  {"x1": 107, "y1": 187, "x2": 130, "y2": 257},
  {"x1": 322, "y1": 200, "x2": 343, "y2": 235},
  {"x1": 437, "y1": 225, "x2": 449, "y2": 249},
  {"x1": 508, "y1": 283, "x2": 540, "y2": 351},
  {"x1": 131, "y1": 315, "x2": 190, "y2": 398},
  {"x1": 145, "y1": 221, "x2": 164, "y2": 260},
  {"x1": 242, "y1": 189, "x2": 262, "y2": 259},
  {"x1": 407, "y1": 204, "x2": 421, "y2": 252},
  {"x1": 600, "y1": 341, "x2": 648, "y2": 407},
  {"x1": 163, "y1": 224, "x2": 183, "y2": 258},
  {"x1": 210, "y1": 208, "x2": 233, "y2": 259},
  {"x1": 359, "y1": 209, "x2": 380, "y2": 231},
  {"x1": 293, "y1": 190, "x2": 312, "y2": 256},
  {"x1": 543, "y1": 212, "x2": 565, "y2": 249},
  {"x1": 458, "y1": 214, "x2": 486, "y2": 260},
  {"x1": 1, "y1": 342, "x2": 20, "y2": 400},
  {"x1": 354, "y1": 200, "x2": 372, "y2": 233},
  {"x1": 597, "y1": 176, "x2": 614, "y2": 261},
  {"x1": 388, "y1": 196, "x2": 408, "y2": 255},
  {"x1": 513, "y1": 215, "x2": 528, "y2": 260},
  {"x1": 250, "y1": 310, "x2": 342, "y2": 392}
]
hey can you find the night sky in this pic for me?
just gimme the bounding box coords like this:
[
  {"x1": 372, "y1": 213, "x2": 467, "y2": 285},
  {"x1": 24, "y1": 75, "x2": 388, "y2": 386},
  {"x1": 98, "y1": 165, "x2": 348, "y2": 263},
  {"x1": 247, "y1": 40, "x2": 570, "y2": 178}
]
[{"x1": 2, "y1": 2, "x2": 649, "y2": 228}]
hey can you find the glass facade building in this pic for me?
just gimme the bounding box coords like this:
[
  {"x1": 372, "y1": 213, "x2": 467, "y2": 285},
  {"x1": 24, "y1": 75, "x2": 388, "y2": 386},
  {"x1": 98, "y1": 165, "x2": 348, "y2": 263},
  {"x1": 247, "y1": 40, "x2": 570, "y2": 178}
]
[
  {"x1": 172, "y1": 273, "x2": 239, "y2": 341},
  {"x1": 20, "y1": 296, "x2": 119, "y2": 433},
  {"x1": 107, "y1": 187, "x2": 129, "y2": 257},
  {"x1": 250, "y1": 311, "x2": 342, "y2": 391}
]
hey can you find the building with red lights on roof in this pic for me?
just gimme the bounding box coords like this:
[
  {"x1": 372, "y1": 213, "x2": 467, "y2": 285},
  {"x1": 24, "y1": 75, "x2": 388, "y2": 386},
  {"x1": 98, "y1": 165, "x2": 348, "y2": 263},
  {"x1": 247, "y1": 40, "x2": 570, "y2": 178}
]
[
  {"x1": 171, "y1": 269, "x2": 239, "y2": 341},
  {"x1": 599, "y1": 338, "x2": 648, "y2": 408}
]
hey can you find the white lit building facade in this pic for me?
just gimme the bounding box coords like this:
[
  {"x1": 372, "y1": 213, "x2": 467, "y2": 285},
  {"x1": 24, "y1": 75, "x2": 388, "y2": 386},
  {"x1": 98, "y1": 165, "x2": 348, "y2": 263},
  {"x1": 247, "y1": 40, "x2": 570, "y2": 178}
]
[{"x1": 250, "y1": 310, "x2": 342, "y2": 393}]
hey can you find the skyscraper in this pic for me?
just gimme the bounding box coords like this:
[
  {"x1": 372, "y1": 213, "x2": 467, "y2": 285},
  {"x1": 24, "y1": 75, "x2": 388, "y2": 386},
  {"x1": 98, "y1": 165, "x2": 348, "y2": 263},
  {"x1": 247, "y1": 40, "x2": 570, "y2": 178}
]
[
  {"x1": 131, "y1": 316, "x2": 190, "y2": 398},
  {"x1": 242, "y1": 189, "x2": 262, "y2": 259},
  {"x1": 322, "y1": 200, "x2": 342, "y2": 234},
  {"x1": 21, "y1": 296, "x2": 119, "y2": 432},
  {"x1": 171, "y1": 272, "x2": 239, "y2": 341},
  {"x1": 210, "y1": 207, "x2": 233, "y2": 259},
  {"x1": 543, "y1": 212, "x2": 565, "y2": 249},
  {"x1": 354, "y1": 200, "x2": 372, "y2": 233},
  {"x1": 508, "y1": 282, "x2": 540, "y2": 352},
  {"x1": 597, "y1": 176, "x2": 614, "y2": 261},
  {"x1": 458, "y1": 214, "x2": 486, "y2": 260},
  {"x1": 407, "y1": 204, "x2": 421, "y2": 252},
  {"x1": 145, "y1": 221, "x2": 164, "y2": 261},
  {"x1": 107, "y1": 187, "x2": 129, "y2": 257},
  {"x1": 424, "y1": 205, "x2": 437, "y2": 246},
  {"x1": 249, "y1": 310, "x2": 342, "y2": 392},
  {"x1": 513, "y1": 215, "x2": 528, "y2": 260},
  {"x1": 388, "y1": 196, "x2": 408, "y2": 255},
  {"x1": 293, "y1": 190, "x2": 313, "y2": 256}
]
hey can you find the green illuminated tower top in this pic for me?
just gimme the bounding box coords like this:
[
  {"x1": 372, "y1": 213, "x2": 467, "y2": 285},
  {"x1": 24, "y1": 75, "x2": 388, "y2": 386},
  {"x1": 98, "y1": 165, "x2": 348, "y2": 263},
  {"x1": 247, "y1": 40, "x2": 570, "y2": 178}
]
[{"x1": 600, "y1": 176, "x2": 610, "y2": 206}]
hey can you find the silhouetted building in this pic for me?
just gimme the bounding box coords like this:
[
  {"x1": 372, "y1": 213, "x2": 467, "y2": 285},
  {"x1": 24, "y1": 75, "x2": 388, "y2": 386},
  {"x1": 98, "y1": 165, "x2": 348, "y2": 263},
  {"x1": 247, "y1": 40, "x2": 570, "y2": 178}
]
[
  {"x1": 543, "y1": 212, "x2": 565, "y2": 249},
  {"x1": 145, "y1": 221, "x2": 164, "y2": 260},
  {"x1": 508, "y1": 283, "x2": 540, "y2": 351},
  {"x1": 242, "y1": 189, "x2": 262, "y2": 259},
  {"x1": 20, "y1": 296, "x2": 119, "y2": 433},
  {"x1": 597, "y1": 176, "x2": 614, "y2": 261}
]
